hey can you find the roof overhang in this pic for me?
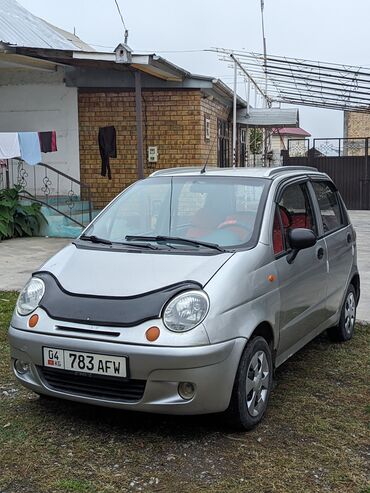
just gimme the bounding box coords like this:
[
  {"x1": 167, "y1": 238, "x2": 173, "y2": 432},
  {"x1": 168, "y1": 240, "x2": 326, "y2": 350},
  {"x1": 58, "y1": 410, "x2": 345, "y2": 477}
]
[
  {"x1": 237, "y1": 108, "x2": 299, "y2": 128},
  {"x1": 71, "y1": 52, "x2": 185, "y2": 81},
  {"x1": 0, "y1": 46, "x2": 58, "y2": 72}
]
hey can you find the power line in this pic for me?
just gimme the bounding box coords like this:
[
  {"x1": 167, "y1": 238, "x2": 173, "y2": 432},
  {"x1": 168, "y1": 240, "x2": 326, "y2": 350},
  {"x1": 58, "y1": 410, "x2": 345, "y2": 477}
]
[{"x1": 114, "y1": 0, "x2": 129, "y2": 44}]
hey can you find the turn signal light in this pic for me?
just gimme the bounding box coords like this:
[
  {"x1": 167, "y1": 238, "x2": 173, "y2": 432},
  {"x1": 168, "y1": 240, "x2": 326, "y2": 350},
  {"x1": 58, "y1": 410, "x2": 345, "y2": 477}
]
[
  {"x1": 145, "y1": 326, "x2": 160, "y2": 342},
  {"x1": 28, "y1": 314, "x2": 39, "y2": 328}
]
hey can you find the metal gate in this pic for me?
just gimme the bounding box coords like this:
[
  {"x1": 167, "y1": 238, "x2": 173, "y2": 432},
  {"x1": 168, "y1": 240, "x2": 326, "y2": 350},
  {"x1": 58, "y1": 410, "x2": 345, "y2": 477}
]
[{"x1": 283, "y1": 137, "x2": 370, "y2": 210}]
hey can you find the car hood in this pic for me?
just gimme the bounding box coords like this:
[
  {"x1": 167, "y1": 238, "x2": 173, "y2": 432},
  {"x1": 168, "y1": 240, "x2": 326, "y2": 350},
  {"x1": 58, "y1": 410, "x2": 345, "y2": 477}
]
[{"x1": 37, "y1": 244, "x2": 234, "y2": 296}]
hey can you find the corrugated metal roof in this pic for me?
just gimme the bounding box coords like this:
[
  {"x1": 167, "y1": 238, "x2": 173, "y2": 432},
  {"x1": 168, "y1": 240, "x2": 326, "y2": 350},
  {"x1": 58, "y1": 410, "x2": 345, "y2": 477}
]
[
  {"x1": 0, "y1": 0, "x2": 90, "y2": 50},
  {"x1": 237, "y1": 108, "x2": 299, "y2": 128}
]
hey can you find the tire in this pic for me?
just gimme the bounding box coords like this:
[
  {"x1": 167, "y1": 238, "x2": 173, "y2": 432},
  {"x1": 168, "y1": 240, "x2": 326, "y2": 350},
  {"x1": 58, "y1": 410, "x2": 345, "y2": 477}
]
[
  {"x1": 327, "y1": 284, "x2": 357, "y2": 342},
  {"x1": 226, "y1": 336, "x2": 273, "y2": 431}
]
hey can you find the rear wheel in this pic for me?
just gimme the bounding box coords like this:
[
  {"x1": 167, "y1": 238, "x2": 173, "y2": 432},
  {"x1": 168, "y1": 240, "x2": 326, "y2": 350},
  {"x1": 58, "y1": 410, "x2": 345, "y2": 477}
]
[
  {"x1": 226, "y1": 336, "x2": 273, "y2": 430},
  {"x1": 327, "y1": 284, "x2": 357, "y2": 342}
]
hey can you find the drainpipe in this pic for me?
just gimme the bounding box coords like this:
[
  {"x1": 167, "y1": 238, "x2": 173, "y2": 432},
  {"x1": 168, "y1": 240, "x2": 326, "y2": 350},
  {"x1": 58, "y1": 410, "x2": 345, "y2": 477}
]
[
  {"x1": 232, "y1": 58, "x2": 237, "y2": 167},
  {"x1": 135, "y1": 70, "x2": 144, "y2": 179}
]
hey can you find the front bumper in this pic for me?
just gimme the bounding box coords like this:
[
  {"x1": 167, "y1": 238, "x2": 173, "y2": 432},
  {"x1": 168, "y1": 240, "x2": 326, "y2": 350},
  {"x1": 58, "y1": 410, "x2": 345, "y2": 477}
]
[{"x1": 9, "y1": 326, "x2": 246, "y2": 415}]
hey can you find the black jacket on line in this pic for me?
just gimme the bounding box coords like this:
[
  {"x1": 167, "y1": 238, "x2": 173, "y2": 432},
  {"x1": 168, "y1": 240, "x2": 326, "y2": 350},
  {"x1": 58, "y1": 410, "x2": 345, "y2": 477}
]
[{"x1": 98, "y1": 126, "x2": 117, "y2": 180}]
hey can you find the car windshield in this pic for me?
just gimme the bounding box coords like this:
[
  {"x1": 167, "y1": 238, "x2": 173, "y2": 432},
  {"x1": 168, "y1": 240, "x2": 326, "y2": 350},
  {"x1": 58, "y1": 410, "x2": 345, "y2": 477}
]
[{"x1": 83, "y1": 176, "x2": 269, "y2": 250}]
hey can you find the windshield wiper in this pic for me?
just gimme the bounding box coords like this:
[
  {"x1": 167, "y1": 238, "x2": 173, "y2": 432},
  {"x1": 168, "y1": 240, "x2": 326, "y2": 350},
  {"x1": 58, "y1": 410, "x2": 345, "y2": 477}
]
[
  {"x1": 125, "y1": 235, "x2": 227, "y2": 252},
  {"x1": 79, "y1": 235, "x2": 159, "y2": 250},
  {"x1": 117, "y1": 241, "x2": 159, "y2": 250},
  {"x1": 80, "y1": 235, "x2": 112, "y2": 245}
]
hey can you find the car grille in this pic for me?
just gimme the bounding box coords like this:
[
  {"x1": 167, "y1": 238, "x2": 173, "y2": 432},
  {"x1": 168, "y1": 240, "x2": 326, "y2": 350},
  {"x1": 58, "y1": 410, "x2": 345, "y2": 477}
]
[{"x1": 38, "y1": 367, "x2": 146, "y2": 402}]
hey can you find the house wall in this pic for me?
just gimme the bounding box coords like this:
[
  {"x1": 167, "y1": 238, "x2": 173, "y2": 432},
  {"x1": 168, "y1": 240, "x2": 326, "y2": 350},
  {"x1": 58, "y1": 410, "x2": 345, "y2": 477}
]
[
  {"x1": 0, "y1": 67, "x2": 80, "y2": 195},
  {"x1": 344, "y1": 112, "x2": 370, "y2": 139},
  {"x1": 78, "y1": 89, "x2": 232, "y2": 209},
  {"x1": 270, "y1": 134, "x2": 285, "y2": 161},
  {"x1": 200, "y1": 96, "x2": 231, "y2": 165},
  {"x1": 271, "y1": 134, "x2": 308, "y2": 160}
]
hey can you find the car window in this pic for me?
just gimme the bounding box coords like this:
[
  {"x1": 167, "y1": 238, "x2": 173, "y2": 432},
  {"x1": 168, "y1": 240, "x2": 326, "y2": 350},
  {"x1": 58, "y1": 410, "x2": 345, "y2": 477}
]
[
  {"x1": 274, "y1": 182, "x2": 316, "y2": 252},
  {"x1": 85, "y1": 176, "x2": 269, "y2": 249},
  {"x1": 104, "y1": 182, "x2": 171, "y2": 240},
  {"x1": 311, "y1": 181, "x2": 344, "y2": 234}
]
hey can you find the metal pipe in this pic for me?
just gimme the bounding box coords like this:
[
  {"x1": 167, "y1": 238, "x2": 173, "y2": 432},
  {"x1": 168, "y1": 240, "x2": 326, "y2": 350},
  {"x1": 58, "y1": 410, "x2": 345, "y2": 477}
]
[
  {"x1": 231, "y1": 54, "x2": 270, "y2": 102},
  {"x1": 5, "y1": 159, "x2": 9, "y2": 189},
  {"x1": 233, "y1": 58, "x2": 237, "y2": 167}
]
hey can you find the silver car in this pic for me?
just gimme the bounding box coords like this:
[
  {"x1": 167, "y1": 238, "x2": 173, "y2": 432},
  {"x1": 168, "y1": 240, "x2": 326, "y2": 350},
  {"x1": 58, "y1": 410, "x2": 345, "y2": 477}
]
[{"x1": 9, "y1": 166, "x2": 359, "y2": 430}]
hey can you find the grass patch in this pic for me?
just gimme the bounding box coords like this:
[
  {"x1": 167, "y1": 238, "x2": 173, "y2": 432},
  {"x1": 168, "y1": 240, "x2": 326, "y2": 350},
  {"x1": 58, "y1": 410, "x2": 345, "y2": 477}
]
[
  {"x1": 56, "y1": 479, "x2": 95, "y2": 492},
  {"x1": 1, "y1": 294, "x2": 369, "y2": 493}
]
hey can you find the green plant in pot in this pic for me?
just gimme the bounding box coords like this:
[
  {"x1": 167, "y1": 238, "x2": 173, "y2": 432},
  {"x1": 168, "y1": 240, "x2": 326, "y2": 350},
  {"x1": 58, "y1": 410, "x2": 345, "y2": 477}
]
[{"x1": 0, "y1": 186, "x2": 47, "y2": 240}]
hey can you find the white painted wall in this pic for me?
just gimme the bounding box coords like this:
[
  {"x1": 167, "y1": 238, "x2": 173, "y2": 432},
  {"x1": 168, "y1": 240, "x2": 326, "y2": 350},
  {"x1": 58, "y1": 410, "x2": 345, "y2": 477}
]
[{"x1": 0, "y1": 67, "x2": 80, "y2": 196}]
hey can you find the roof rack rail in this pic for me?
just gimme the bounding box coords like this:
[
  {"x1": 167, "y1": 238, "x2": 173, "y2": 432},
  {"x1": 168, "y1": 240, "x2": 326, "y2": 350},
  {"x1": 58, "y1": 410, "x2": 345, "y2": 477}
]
[
  {"x1": 150, "y1": 166, "x2": 217, "y2": 177},
  {"x1": 268, "y1": 166, "x2": 318, "y2": 176}
]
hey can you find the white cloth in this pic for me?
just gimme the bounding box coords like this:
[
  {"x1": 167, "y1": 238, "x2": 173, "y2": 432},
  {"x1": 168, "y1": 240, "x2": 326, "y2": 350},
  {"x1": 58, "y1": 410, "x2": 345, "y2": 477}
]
[{"x1": 0, "y1": 133, "x2": 21, "y2": 160}]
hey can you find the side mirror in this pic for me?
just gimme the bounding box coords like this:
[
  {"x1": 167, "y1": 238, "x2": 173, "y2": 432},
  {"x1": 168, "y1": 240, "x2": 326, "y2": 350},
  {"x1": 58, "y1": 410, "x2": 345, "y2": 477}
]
[{"x1": 287, "y1": 228, "x2": 317, "y2": 264}]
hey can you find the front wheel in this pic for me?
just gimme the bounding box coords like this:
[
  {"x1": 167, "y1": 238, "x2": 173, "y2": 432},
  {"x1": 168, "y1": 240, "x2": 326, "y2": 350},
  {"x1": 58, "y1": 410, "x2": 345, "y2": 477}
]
[
  {"x1": 226, "y1": 336, "x2": 273, "y2": 430},
  {"x1": 327, "y1": 284, "x2": 357, "y2": 342}
]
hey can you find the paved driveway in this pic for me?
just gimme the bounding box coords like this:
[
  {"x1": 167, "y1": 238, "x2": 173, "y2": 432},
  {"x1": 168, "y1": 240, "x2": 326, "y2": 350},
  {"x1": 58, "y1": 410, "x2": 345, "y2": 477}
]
[
  {"x1": 348, "y1": 211, "x2": 369, "y2": 322},
  {"x1": 0, "y1": 213, "x2": 369, "y2": 321},
  {"x1": 0, "y1": 237, "x2": 70, "y2": 291}
]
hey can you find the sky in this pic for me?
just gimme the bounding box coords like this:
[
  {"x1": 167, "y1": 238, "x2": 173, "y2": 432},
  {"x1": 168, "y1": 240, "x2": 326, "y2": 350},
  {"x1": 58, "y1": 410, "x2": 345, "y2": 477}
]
[{"x1": 18, "y1": 0, "x2": 370, "y2": 139}]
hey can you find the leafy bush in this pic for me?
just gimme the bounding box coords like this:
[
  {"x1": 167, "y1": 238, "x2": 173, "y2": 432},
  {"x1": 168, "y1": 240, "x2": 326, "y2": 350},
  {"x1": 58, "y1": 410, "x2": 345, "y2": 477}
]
[{"x1": 0, "y1": 186, "x2": 47, "y2": 240}]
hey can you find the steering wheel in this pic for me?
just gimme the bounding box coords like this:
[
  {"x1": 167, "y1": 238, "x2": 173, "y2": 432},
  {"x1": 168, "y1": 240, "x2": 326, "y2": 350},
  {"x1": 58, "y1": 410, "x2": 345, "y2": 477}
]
[{"x1": 217, "y1": 221, "x2": 253, "y2": 240}]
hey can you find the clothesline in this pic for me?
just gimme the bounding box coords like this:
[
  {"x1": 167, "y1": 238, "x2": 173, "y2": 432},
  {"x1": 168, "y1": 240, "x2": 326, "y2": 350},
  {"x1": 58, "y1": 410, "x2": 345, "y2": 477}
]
[{"x1": 0, "y1": 131, "x2": 57, "y2": 166}]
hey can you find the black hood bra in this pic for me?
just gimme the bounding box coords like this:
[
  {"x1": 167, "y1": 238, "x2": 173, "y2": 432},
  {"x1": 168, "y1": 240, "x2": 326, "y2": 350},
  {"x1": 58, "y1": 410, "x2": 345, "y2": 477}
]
[{"x1": 34, "y1": 271, "x2": 202, "y2": 328}]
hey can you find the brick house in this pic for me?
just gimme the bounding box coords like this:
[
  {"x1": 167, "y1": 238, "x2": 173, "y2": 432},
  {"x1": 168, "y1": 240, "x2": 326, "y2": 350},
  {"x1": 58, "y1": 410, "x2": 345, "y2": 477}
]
[
  {"x1": 1, "y1": 38, "x2": 298, "y2": 210},
  {"x1": 6, "y1": 44, "x2": 252, "y2": 209},
  {"x1": 78, "y1": 83, "x2": 235, "y2": 209},
  {"x1": 344, "y1": 112, "x2": 370, "y2": 140}
]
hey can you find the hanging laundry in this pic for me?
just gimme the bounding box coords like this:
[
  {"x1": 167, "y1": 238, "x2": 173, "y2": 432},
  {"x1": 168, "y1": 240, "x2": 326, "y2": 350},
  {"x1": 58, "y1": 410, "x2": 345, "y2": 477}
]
[
  {"x1": 0, "y1": 133, "x2": 21, "y2": 160},
  {"x1": 39, "y1": 131, "x2": 57, "y2": 153},
  {"x1": 98, "y1": 126, "x2": 117, "y2": 180},
  {"x1": 18, "y1": 132, "x2": 42, "y2": 166}
]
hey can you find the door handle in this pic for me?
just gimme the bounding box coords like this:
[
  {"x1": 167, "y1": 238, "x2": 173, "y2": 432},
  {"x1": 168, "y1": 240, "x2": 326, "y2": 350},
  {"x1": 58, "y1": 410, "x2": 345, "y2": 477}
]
[
  {"x1": 347, "y1": 233, "x2": 352, "y2": 244},
  {"x1": 317, "y1": 247, "x2": 324, "y2": 260}
]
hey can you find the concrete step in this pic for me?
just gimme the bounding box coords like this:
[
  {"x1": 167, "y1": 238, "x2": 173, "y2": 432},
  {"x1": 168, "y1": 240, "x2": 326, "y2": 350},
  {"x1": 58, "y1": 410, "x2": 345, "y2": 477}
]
[
  {"x1": 19, "y1": 196, "x2": 100, "y2": 238},
  {"x1": 41, "y1": 201, "x2": 92, "y2": 216}
]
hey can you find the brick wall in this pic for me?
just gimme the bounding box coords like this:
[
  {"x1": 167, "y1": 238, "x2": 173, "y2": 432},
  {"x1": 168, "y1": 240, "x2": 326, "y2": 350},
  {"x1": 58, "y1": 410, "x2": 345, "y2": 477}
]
[
  {"x1": 200, "y1": 96, "x2": 231, "y2": 166},
  {"x1": 78, "y1": 89, "x2": 232, "y2": 209},
  {"x1": 344, "y1": 112, "x2": 370, "y2": 139}
]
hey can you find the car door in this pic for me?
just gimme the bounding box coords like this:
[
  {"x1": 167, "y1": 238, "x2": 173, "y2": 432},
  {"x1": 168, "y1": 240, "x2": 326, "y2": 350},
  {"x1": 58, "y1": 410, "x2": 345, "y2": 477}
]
[
  {"x1": 272, "y1": 180, "x2": 328, "y2": 363},
  {"x1": 310, "y1": 180, "x2": 353, "y2": 317}
]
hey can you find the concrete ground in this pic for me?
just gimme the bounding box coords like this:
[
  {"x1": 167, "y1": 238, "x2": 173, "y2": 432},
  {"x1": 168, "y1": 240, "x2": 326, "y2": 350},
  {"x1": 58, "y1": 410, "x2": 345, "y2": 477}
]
[
  {"x1": 348, "y1": 211, "x2": 369, "y2": 322},
  {"x1": 0, "y1": 237, "x2": 70, "y2": 291},
  {"x1": 0, "y1": 212, "x2": 368, "y2": 320}
]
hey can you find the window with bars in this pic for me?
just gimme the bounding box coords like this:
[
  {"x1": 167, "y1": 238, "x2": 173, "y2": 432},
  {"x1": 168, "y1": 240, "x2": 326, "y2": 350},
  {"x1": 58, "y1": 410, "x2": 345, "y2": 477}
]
[{"x1": 217, "y1": 119, "x2": 231, "y2": 168}]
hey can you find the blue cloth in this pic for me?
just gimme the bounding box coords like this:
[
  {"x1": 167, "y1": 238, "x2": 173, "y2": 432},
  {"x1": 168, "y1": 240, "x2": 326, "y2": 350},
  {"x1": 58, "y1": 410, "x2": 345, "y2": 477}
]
[{"x1": 18, "y1": 132, "x2": 42, "y2": 165}]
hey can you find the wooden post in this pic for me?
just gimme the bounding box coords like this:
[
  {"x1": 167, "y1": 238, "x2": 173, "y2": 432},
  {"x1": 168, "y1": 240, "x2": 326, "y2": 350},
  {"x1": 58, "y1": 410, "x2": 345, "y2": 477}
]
[{"x1": 135, "y1": 70, "x2": 144, "y2": 179}]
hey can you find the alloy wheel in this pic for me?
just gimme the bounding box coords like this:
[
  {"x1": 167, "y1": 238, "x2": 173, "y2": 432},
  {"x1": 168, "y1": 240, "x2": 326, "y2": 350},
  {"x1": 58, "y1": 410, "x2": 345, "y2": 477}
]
[
  {"x1": 246, "y1": 350, "x2": 270, "y2": 417},
  {"x1": 344, "y1": 291, "x2": 356, "y2": 335}
]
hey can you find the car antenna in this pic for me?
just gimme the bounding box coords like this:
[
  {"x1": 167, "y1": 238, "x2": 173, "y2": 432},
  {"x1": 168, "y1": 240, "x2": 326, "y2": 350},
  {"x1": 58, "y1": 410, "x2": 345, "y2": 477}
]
[{"x1": 200, "y1": 133, "x2": 218, "y2": 174}]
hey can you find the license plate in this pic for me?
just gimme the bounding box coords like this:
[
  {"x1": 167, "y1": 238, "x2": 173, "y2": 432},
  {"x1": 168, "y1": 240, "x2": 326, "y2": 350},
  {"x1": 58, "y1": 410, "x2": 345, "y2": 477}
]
[{"x1": 43, "y1": 347, "x2": 127, "y2": 378}]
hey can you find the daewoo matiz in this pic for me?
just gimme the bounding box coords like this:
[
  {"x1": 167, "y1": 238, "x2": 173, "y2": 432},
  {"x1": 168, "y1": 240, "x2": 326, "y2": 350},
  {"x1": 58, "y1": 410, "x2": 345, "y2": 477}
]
[{"x1": 9, "y1": 166, "x2": 359, "y2": 429}]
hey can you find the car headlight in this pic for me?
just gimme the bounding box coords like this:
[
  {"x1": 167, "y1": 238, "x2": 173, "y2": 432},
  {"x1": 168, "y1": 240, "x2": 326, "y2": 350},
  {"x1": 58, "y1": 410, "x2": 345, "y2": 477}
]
[
  {"x1": 163, "y1": 290, "x2": 209, "y2": 332},
  {"x1": 16, "y1": 278, "x2": 45, "y2": 316}
]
